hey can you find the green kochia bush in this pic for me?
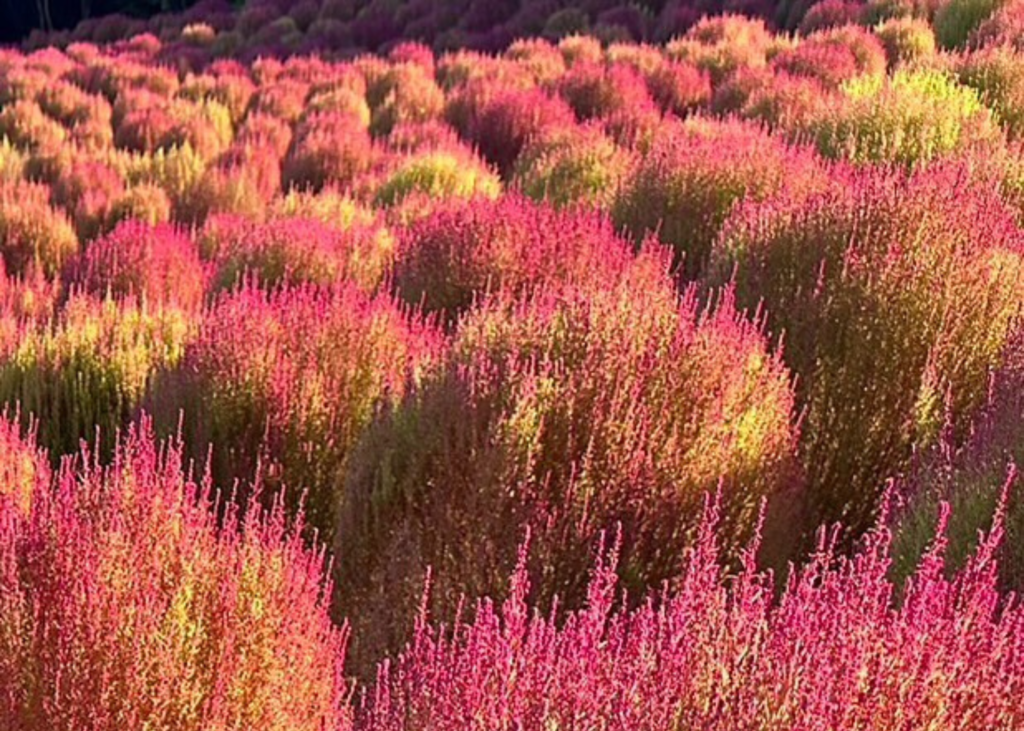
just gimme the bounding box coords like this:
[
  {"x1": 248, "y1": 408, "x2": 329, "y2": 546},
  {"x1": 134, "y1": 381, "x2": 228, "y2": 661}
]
[
  {"x1": 893, "y1": 333, "x2": 1024, "y2": 590},
  {"x1": 800, "y1": 69, "x2": 997, "y2": 167},
  {"x1": 336, "y1": 264, "x2": 798, "y2": 668},
  {"x1": 0, "y1": 295, "x2": 192, "y2": 459},
  {"x1": 709, "y1": 162, "x2": 1024, "y2": 537},
  {"x1": 934, "y1": 0, "x2": 1011, "y2": 48}
]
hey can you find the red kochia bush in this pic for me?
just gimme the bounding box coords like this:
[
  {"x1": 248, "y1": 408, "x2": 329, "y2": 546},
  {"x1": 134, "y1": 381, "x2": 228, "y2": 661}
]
[
  {"x1": 177, "y1": 283, "x2": 441, "y2": 533},
  {"x1": 283, "y1": 112, "x2": 376, "y2": 192},
  {"x1": 337, "y1": 267, "x2": 797, "y2": 668},
  {"x1": 709, "y1": 162, "x2": 1024, "y2": 537},
  {"x1": 360, "y1": 494, "x2": 1024, "y2": 730},
  {"x1": 556, "y1": 61, "x2": 656, "y2": 121},
  {"x1": 464, "y1": 86, "x2": 577, "y2": 177},
  {"x1": 0, "y1": 421, "x2": 351, "y2": 731},
  {"x1": 392, "y1": 194, "x2": 639, "y2": 323},
  {"x1": 64, "y1": 220, "x2": 205, "y2": 311}
]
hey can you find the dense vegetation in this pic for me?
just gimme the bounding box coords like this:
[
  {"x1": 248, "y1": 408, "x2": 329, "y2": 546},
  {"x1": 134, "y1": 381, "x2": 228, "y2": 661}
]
[{"x1": 2, "y1": 0, "x2": 1024, "y2": 728}]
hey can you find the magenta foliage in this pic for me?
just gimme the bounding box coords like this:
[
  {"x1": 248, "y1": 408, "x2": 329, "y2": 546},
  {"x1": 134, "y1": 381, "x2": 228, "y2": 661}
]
[
  {"x1": 392, "y1": 193, "x2": 638, "y2": 322},
  {"x1": 0, "y1": 419, "x2": 351, "y2": 731},
  {"x1": 64, "y1": 219, "x2": 206, "y2": 310},
  {"x1": 360, "y1": 495, "x2": 1024, "y2": 730}
]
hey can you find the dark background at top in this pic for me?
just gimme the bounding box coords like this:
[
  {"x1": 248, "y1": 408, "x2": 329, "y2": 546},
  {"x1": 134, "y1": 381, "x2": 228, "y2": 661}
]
[{"x1": 0, "y1": 0, "x2": 198, "y2": 43}]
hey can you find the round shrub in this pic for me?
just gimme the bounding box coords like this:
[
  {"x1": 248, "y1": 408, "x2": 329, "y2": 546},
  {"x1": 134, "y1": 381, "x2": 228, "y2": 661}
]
[
  {"x1": 392, "y1": 194, "x2": 642, "y2": 322},
  {"x1": 505, "y1": 37, "x2": 567, "y2": 84},
  {"x1": 970, "y1": 0, "x2": 1024, "y2": 47},
  {"x1": 717, "y1": 67, "x2": 833, "y2": 130},
  {"x1": 0, "y1": 100, "x2": 66, "y2": 151},
  {"x1": 876, "y1": 17, "x2": 938, "y2": 66},
  {"x1": 0, "y1": 182, "x2": 79, "y2": 278},
  {"x1": 64, "y1": 220, "x2": 205, "y2": 311},
  {"x1": 0, "y1": 423, "x2": 350, "y2": 731},
  {"x1": 305, "y1": 85, "x2": 372, "y2": 128},
  {"x1": 106, "y1": 183, "x2": 174, "y2": 229},
  {"x1": 368, "y1": 63, "x2": 446, "y2": 137},
  {"x1": 0, "y1": 294, "x2": 191, "y2": 457},
  {"x1": 771, "y1": 37, "x2": 866, "y2": 88},
  {"x1": 51, "y1": 161, "x2": 125, "y2": 241},
  {"x1": 557, "y1": 61, "x2": 656, "y2": 121},
  {"x1": 958, "y1": 46, "x2": 1024, "y2": 139},
  {"x1": 177, "y1": 283, "x2": 441, "y2": 532},
  {"x1": 798, "y1": 0, "x2": 866, "y2": 32},
  {"x1": 644, "y1": 60, "x2": 712, "y2": 116},
  {"x1": 386, "y1": 120, "x2": 463, "y2": 153},
  {"x1": 799, "y1": 68, "x2": 997, "y2": 167},
  {"x1": 185, "y1": 143, "x2": 281, "y2": 224},
  {"x1": 372, "y1": 149, "x2": 502, "y2": 208},
  {"x1": 771, "y1": 26, "x2": 888, "y2": 88},
  {"x1": 209, "y1": 216, "x2": 394, "y2": 292},
  {"x1": 558, "y1": 34, "x2": 605, "y2": 66},
  {"x1": 283, "y1": 114, "x2": 376, "y2": 192},
  {"x1": 513, "y1": 122, "x2": 635, "y2": 210},
  {"x1": 337, "y1": 269, "x2": 797, "y2": 665},
  {"x1": 708, "y1": 162, "x2": 1024, "y2": 536},
  {"x1": 465, "y1": 86, "x2": 576, "y2": 178},
  {"x1": 666, "y1": 15, "x2": 773, "y2": 84},
  {"x1": 934, "y1": 0, "x2": 1011, "y2": 47},
  {"x1": 113, "y1": 105, "x2": 180, "y2": 154},
  {"x1": 250, "y1": 79, "x2": 310, "y2": 122},
  {"x1": 612, "y1": 119, "x2": 825, "y2": 279},
  {"x1": 269, "y1": 188, "x2": 382, "y2": 233}
]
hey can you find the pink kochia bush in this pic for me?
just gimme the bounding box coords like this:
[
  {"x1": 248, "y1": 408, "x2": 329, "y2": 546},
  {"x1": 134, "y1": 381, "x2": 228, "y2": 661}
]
[
  {"x1": 392, "y1": 195, "x2": 639, "y2": 323},
  {"x1": 337, "y1": 265, "x2": 797, "y2": 667},
  {"x1": 0, "y1": 422, "x2": 351, "y2": 731},
  {"x1": 613, "y1": 118, "x2": 825, "y2": 279},
  {"x1": 359, "y1": 495, "x2": 1024, "y2": 730},
  {"x1": 176, "y1": 283, "x2": 441, "y2": 533},
  {"x1": 64, "y1": 220, "x2": 206, "y2": 311}
]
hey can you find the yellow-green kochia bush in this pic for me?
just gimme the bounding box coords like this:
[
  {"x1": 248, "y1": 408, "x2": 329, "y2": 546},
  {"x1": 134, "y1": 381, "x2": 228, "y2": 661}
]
[
  {"x1": 799, "y1": 69, "x2": 997, "y2": 167},
  {"x1": 708, "y1": 161, "x2": 1024, "y2": 537},
  {"x1": 0, "y1": 294, "x2": 192, "y2": 458},
  {"x1": 336, "y1": 259, "x2": 798, "y2": 669},
  {"x1": 612, "y1": 118, "x2": 826, "y2": 279}
]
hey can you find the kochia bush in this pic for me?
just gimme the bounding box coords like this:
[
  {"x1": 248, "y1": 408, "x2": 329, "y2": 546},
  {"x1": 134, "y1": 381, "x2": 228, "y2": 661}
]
[
  {"x1": 359, "y1": 494, "x2": 1024, "y2": 730},
  {"x1": 0, "y1": 422, "x2": 351, "y2": 731},
  {"x1": 337, "y1": 268, "x2": 797, "y2": 667},
  {"x1": 392, "y1": 194, "x2": 641, "y2": 323},
  {"x1": 709, "y1": 162, "x2": 1024, "y2": 536},
  {"x1": 175, "y1": 283, "x2": 441, "y2": 534},
  {"x1": 0, "y1": 294, "x2": 192, "y2": 458},
  {"x1": 613, "y1": 118, "x2": 825, "y2": 279},
  {"x1": 513, "y1": 122, "x2": 635, "y2": 210},
  {"x1": 0, "y1": 413, "x2": 49, "y2": 515},
  {"x1": 800, "y1": 68, "x2": 997, "y2": 167},
  {"x1": 64, "y1": 220, "x2": 206, "y2": 311},
  {"x1": 209, "y1": 216, "x2": 393, "y2": 293}
]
